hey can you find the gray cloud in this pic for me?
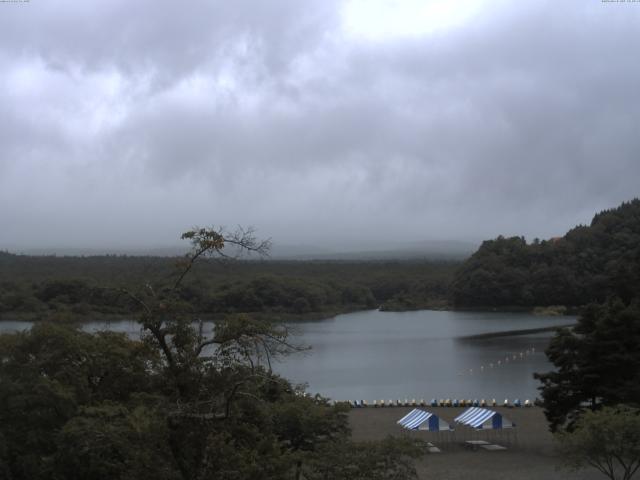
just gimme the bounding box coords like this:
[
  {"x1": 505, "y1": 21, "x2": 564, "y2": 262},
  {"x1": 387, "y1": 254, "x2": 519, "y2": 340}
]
[{"x1": 1, "y1": 0, "x2": 639, "y2": 251}]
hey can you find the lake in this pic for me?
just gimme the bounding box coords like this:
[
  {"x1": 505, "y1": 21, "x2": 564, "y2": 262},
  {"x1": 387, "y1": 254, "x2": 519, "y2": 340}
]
[
  {"x1": 275, "y1": 309, "x2": 571, "y2": 402},
  {"x1": 0, "y1": 309, "x2": 571, "y2": 402}
]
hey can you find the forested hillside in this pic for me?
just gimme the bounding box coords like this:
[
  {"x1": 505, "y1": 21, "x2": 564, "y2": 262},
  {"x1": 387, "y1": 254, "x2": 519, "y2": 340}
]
[
  {"x1": 0, "y1": 254, "x2": 456, "y2": 321},
  {"x1": 452, "y1": 199, "x2": 640, "y2": 308},
  {"x1": 0, "y1": 228, "x2": 423, "y2": 479}
]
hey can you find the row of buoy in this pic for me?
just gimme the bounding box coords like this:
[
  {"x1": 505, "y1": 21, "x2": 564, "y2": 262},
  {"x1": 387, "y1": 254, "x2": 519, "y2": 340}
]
[
  {"x1": 342, "y1": 398, "x2": 534, "y2": 408},
  {"x1": 458, "y1": 347, "x2": 536, "y2": 376}
]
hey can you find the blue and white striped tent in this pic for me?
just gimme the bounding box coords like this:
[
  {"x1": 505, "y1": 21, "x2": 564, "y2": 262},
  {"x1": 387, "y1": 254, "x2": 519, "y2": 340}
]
[
  {"x1": 454, "y1": 407, "x2": 515, "y2": 430},
  {"x1": 397, "y1": 409, "x2": 452, "y2": 431}
]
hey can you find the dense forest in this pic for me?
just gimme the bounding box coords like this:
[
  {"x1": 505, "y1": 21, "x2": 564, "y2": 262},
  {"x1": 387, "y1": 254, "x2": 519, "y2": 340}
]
[
  {"x1": 452, "y1": 199, "x2": 640, "y2": 309},
  {"x1": 0, "y1": 229, "x2": 422, "y2": 479},
  {"x1": 0, "y1": 253, "x2": 456, "y2": 321}
]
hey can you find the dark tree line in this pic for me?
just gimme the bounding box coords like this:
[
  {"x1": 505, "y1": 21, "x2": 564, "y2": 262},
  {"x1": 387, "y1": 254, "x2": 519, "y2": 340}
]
[
  {"x1": 452, "y1": 199, "x2": 640, "y2": 308},
  {"x1": 0, "y1": 253, "x2": 456, "y2": 321}
]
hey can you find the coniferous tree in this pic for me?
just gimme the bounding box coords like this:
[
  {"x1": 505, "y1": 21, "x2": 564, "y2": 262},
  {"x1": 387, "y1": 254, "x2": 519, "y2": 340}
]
[{"x1": 535, "y1": 299, "x2": 640, "y2": 431}]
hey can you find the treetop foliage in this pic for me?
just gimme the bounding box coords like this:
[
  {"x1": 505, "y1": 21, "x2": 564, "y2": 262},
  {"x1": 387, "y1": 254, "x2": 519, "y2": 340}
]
[
  {"x1": 0, "y1": 227, "x2": 422, "y2": 480},
  {"x1": 535, "y1": 298, "x2": 640, "y2": 432},
  {"x1": 452, "y1": 199, "x2": 640, "y2": 308},
  {"x1": 556, "y1": 405, "x2": 640, "y2": 480}
]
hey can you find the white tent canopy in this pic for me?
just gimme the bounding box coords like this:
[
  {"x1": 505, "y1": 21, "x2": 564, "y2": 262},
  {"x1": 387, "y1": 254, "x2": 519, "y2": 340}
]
[
  {"x1": 454, "y1": 407, "x2": 515, "y2": 430},
  {"x1": 397, "y1": 409, "x2": 452, "y2": 432}
]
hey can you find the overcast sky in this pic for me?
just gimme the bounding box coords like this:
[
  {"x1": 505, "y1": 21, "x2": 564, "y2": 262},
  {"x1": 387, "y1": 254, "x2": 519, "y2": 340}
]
[{"x1": 1, "y1": 0, "x2": 639, "y2": 252}]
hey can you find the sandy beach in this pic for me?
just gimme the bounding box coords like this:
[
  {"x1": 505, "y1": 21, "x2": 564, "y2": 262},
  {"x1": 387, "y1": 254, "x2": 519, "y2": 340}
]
[{"x1": 349, "y1": 406, "x2": 603, "y2": 479}]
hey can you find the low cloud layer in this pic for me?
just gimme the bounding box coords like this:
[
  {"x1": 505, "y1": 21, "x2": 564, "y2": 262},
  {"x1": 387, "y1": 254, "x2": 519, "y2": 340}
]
[{"x1": 2, "y1": 0, "x2": 639, "y2": 251}]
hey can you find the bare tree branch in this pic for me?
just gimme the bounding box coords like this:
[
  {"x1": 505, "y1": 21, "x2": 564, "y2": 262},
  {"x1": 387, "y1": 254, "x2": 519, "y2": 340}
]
[{"x1": 173, "y1": 226, "x2": 271, "y2": 290}]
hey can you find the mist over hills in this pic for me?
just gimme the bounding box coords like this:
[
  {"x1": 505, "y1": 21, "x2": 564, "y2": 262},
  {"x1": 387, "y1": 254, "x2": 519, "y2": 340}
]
[
  {"x1": 269, "y1": 240, "x2": 477, "y2": 260},
  {"x1": 7, "y1": 239, "x2": 477, "y2": 261}
]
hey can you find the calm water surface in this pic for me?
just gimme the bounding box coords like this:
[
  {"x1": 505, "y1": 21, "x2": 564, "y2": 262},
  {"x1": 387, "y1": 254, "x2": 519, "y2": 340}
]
[
  {"x1": 0, "y1": 310, "x2": 571, "y2": 402},
  {"x1": 275, "y1": 309, "x2": 572, "y2": 402}
]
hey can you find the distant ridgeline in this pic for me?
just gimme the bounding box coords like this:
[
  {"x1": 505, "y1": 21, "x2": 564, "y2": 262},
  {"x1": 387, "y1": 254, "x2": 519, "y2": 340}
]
[{"x1": 452, "y1": 199, "x2": 640, "y2": 309}]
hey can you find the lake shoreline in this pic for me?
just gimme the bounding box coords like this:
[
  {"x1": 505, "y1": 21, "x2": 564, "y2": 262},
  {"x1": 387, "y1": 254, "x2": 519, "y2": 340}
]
[{"x1": 0, "y1": 304, "x2": 580, "y2": 324}]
